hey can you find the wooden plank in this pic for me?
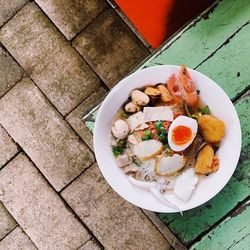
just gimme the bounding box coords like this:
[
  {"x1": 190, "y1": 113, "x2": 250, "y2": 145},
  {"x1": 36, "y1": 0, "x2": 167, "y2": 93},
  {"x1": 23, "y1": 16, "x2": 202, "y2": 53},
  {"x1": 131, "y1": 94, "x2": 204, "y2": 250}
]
[
  {"x1": 143, "y1": 0, "x2": 250, "y2": 68},
  {"x1": 160, "y1": 93, "x2": 250, "y2": 245},
  {"x1": 196, "y1": 22, "x2": 250, "y2": 100},
  {"x1": 191, "y1": 201, "x2": 250, "y2": 250}
]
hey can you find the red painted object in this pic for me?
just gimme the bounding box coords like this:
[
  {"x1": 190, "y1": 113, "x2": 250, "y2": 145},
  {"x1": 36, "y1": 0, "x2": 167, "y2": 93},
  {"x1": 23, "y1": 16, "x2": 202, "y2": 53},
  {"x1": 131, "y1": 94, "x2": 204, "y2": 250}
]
[{"x1": 115, "y1": 0, "x2": 215, "y2": 48}]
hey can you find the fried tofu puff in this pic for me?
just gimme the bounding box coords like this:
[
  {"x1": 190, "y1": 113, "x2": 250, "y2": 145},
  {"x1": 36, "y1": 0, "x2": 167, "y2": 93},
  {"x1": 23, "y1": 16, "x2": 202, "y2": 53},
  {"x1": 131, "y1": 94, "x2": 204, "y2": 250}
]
[
  {"x1": 198, "y1": 115, "x2": 225, "y2": 143},
  {"x1": 195, "y1": 144, "x2": 219, "y2": 174}
]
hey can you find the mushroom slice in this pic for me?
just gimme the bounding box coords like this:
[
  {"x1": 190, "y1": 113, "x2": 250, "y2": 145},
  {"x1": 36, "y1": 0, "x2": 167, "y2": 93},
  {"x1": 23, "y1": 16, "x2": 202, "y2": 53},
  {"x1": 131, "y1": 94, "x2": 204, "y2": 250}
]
[
  {"x1": 125, "y1": 102, "x2": 141, "y2": 113},
  {"x1": 155, "y1": 154, "x2": 186, "y2": 176},
  {"x1": 173, "y1": 168, "x2": 199, "y2": 202},
  {"x1": 144, "y1": 106, "x2": 173, "y2": 122},
  {"x1": 133, "y1": 140, "x2": 163, "y2": 161},
  {"x1": 131, "y1": 90, "x2": 150, "y2": 106}
]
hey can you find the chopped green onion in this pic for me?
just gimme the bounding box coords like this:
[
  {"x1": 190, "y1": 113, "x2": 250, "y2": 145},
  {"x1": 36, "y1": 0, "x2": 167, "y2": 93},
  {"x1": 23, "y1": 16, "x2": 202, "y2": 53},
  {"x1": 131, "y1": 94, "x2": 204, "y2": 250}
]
[
  {"x1": 117, "y1": 139, "x2": 127, "y2": 147},
  {"x1": 142, "y1": 129, "x2": 153, "y2": 141},
  {"x1": 191, "y1": 113, "x2": 201, "y2": 119},
  {"x1": 198, "y1": 105, "x2": 211, "y2": 115},
  {"x1": 165, "y1": 148, "x2": 174, "y2": 156},
  {"x1": 186, "y1": 105, "x2": 193, "y2": 116},
  {"x1": 155, "y1": 120, "x2": 163, "y2": 130},
  {"x1": 155, "y1": 120, "x2": 168, "y2": 143},
  {"x1": 112, "y1": 146, "x2": 124, "y2": 157},
  {"x1": 158, "y1": 130, "x2": 168, "y2": 143}
]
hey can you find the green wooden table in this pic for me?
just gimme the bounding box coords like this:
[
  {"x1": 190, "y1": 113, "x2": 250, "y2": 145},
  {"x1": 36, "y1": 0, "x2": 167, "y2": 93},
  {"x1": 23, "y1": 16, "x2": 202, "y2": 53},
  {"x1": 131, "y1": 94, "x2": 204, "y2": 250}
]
[{"x1": 83, "y1": 0, "x2": 250, "y2": 248}]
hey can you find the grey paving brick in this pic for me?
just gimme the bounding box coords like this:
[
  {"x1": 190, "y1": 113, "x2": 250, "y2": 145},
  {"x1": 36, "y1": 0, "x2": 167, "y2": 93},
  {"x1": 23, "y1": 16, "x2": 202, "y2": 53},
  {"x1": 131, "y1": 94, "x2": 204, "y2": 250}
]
[
  {"x1": 0, "y1": 46, "x2": 23, "y2": 97},
  {"x1": 61, "y1": 164, "x2": 170, "y2": 250},
  {"x1": 0, "y1": 226, "x2": 37, "y2": 250},
  {"x1": 0, "y1": 78, "x2": 94, "y2": 191},
  {"x1": 0, "y1": 0, "x2": 29, "y2": 27},
  {"x1": 73, "y1": 9, "x2": 149, "y2": 88},
  {"x1": 66, "y1": 86, "x2": 107, "y2": 151},
  {"x1": 0, "y1": 153, "x2": 91, "y2": 249},
  {"x1": 35, "y1": 0, "x2": 108, "y2": 40},
  {"x1": 0, "y1": 202, "x2": 17, "y2": 240},
  {"x1": 0, "y1": 2, "x2": 101, "y2": 115},
  {"x1": 0, "y1": 125, "x2": 19, "y2": 169},
  {"x1": 78, "y1": 238, "x2": 101, "y2": 250}
]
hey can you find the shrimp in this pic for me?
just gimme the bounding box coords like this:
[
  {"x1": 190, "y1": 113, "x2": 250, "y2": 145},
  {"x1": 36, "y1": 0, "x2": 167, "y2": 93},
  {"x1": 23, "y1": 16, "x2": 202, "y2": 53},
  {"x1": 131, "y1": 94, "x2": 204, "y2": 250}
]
[
  {"x1": 167, "y1": 74, "x2": 183, "y2": 104},
  {"x1": 167, "y1": 65, "x2": 198, "y2": 107},
  {"x1": 178, "y1": 64, "x2": 198, "y2": 106}
]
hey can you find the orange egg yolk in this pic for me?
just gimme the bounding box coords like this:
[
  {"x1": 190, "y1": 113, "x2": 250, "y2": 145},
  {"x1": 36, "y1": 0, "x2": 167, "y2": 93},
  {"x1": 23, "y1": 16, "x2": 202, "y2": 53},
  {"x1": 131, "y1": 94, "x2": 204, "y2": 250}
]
[{"x1": 172, "y1": 126, "x2": 192, "y2": 145}]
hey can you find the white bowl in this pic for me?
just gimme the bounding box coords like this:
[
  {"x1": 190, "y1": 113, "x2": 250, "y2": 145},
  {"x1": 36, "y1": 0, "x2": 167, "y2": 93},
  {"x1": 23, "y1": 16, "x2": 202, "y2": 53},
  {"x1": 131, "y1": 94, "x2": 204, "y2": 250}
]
[{"x1": 94, "y1": 65, "x2": 241, "y2": 213}]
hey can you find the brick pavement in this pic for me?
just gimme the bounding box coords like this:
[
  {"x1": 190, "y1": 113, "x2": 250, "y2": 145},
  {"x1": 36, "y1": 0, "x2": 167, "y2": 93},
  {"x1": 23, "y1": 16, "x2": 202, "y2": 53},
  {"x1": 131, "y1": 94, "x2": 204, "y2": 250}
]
[
  {"x1": 0, "y1": 226, "x2": 37, "y2": 250},
  {"x1": 0, "y1": 202, "x2": 17, "y2": 240},
  {"x1": 72, "y1": 8, "x2": 149, "y2": 88},
  {"x1": 0, "y1": 1, "x2": 171, "y2": 249}
]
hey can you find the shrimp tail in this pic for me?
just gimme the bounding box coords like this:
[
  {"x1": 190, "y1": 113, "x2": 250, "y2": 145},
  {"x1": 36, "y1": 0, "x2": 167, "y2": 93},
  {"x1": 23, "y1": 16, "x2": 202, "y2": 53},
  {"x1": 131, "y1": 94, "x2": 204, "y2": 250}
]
[
  {"x1": 167, "y1": 74, "x2": 183, "y2": 104},
  {"x1": 179, "y1": 64, "x2": 198, "y2": 106}
]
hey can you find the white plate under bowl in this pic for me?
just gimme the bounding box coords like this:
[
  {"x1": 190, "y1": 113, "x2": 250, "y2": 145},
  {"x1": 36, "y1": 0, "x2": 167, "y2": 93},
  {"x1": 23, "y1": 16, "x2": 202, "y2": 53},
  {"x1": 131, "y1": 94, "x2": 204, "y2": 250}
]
[{"x1": 94, "y1": 65, "x2": 241, "y2": 213}]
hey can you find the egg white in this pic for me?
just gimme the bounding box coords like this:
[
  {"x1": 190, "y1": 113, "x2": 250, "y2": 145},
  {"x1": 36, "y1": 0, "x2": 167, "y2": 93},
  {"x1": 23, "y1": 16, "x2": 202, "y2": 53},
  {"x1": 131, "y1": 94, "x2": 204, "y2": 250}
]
[{"x1": 168, "y1": 115, "x2": 198, "y2": 152}]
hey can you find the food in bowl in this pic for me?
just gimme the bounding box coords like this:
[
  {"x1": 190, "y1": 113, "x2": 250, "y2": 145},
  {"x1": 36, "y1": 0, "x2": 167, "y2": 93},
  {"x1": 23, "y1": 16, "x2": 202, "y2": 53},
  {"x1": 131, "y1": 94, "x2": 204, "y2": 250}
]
[{"x1": 110, "y1": 65, "x2": 225, "y2": 202}]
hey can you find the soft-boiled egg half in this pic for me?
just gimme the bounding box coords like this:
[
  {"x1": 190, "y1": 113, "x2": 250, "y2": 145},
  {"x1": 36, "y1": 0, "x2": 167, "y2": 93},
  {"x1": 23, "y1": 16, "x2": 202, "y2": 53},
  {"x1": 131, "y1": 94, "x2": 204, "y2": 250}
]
[{"x1": 168, "y1": 115, "x2": 197, "y2": 152}]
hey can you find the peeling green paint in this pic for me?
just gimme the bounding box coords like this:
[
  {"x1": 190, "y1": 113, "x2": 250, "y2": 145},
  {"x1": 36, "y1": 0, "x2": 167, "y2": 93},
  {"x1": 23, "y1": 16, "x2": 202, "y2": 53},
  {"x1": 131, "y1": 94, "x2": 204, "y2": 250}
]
[
  {"x1": 85, "y1": 121, "x2": 95, "y2": 133},
  {"x1": 196, "y1": 23, "x2": 250, "y2": 101},
  {"x1": 191, "y1": 201, "x2": 250, "y2": 250}
]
